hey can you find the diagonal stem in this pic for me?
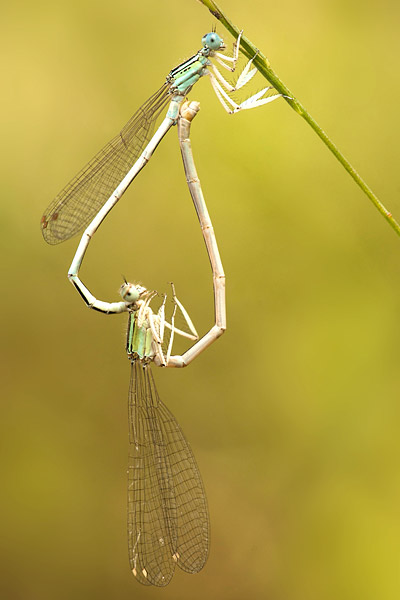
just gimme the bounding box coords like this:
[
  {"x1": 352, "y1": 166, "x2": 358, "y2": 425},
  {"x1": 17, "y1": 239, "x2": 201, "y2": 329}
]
[{"x1": 197, "y1": 0, "x2": 400, "y2": 237}]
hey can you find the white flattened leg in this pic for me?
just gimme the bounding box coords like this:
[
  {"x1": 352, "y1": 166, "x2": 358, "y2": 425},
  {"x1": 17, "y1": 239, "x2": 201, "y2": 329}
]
[
  {"x1": 158, "y1": 293, "x2": 167, "y2": 343},
  {"x1": 137, "y1": 290, "x2": 157, "y2": 327},
  {"x1": 212, "y1": 29, "x2": 260, "y2": 93},
  {"x1": 232, "y1": 88, "x2": 282, "y2": 113},
  {"x1": 144, "y1": 286, "x2": 200, "y2": 367},
  {"x1": 232, "y1": 29, "x2": 243, "y2": 65},
  {"x1": 214, "y1": 29, "x2": 243, "y2": 72},
  {"x1": 163, "y1": 321, "x2": 198, "y2": 341},
  {"x1": 212, "y1": 58, "x2": 257, "y2": 92},
  {"x1": 166, "y1": 292, "x2": 177, "y2": 364},
  {"x1": 208, "y1": 29, "x2": 283, "y2": 115},
  {"x1": 208, "y1": 71, "x2": 240, "y2": 113},
  {"x1": 209, "y1": 71, "x2": 281, "y2": 114},
  {"x1": 233, "y1": 86, "x2": 282, "y2": 113},
  {"x1": 148, "y1": 311, "x2": 166, "y2": 366},
  {"x1": 170, "y1": 282, "x2": 199, "y2": 340}
]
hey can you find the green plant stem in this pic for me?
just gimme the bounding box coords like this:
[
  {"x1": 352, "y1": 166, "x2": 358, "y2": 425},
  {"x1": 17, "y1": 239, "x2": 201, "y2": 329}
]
[{"x1": 197, "y1": 0, "x2": 400, "y2": 237}]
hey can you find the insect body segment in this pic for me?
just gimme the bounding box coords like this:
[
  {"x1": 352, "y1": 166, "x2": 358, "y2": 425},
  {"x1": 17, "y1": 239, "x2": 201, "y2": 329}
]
[{"x1": 127, "y1": 311, "x2": 154, "y2": 361}]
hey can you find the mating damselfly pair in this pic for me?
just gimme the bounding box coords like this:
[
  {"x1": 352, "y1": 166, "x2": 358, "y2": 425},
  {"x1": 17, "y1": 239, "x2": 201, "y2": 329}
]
[{"x1": 41, "y1": 30, "x2": 282, "y2": 586}]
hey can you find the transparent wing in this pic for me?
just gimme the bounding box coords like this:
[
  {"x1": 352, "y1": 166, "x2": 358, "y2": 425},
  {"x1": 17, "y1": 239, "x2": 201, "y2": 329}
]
[
  {"x1": 127, "y1": 361, "x2": 209, "y2": 587},
  {"x1": 41, "y1": 83, "x2": 171, "y2": 244}
]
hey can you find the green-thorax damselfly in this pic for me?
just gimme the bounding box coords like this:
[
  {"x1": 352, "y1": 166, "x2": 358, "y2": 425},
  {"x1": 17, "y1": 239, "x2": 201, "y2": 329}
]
[{"x1": 41, "y1": 31, "x2": 281, "y2": 245}]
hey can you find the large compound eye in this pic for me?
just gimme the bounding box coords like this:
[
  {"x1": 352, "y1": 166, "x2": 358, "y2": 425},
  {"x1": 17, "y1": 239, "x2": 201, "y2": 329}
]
[
  {"x1": 202, "y1": 32, "x2": 223, "y2": 50},
  {"x1": 120, "y1": 283, "x2": 140, "y2": 303}
]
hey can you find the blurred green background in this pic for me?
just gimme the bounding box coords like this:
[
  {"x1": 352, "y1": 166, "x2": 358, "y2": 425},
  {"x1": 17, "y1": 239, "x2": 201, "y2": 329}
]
[{"x1": 2, "y1": 0, "x2": 400, "y2": 598}]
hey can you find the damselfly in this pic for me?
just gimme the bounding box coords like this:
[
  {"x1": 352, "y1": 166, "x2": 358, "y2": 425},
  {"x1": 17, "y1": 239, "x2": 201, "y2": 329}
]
[
  {"x1": 41, "y1": 31, "x2": 281, "y2": 245},
  {"x1": 124, "y1": 281, "x2": 207, "y2": 587}
]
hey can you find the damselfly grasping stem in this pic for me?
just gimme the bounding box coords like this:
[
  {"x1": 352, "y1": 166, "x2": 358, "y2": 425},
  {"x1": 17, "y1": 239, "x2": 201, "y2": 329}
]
[{"x1": 41, "y1": 31, "x2": 281, "y2": 245}]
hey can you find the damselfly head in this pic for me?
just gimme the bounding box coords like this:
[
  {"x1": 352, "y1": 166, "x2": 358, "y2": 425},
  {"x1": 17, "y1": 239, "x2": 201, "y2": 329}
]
[
  {"x1": 202, "y1": 32, "x2": 225, "y2": 52},
  {"x1": 120, "y1": 282, "x2": 147, "y2": 304}
]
